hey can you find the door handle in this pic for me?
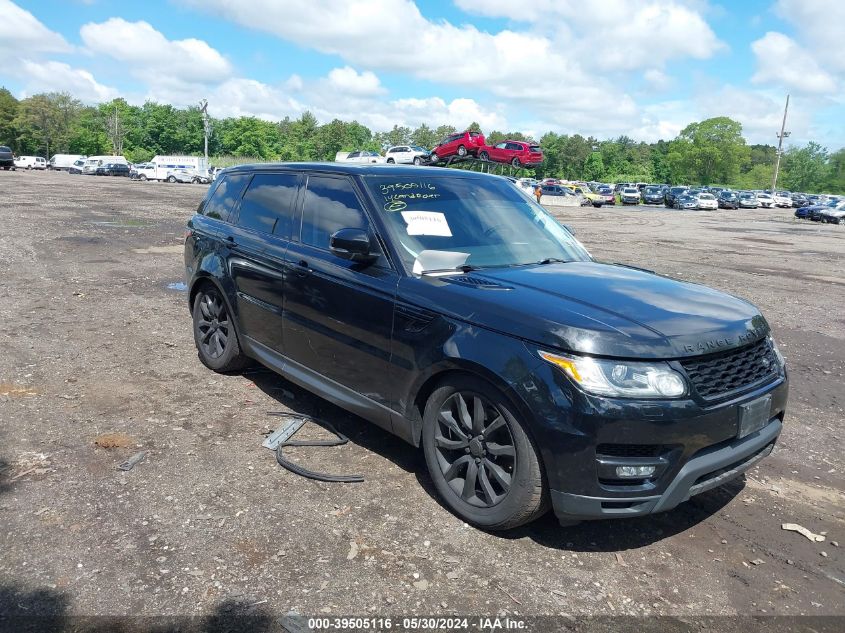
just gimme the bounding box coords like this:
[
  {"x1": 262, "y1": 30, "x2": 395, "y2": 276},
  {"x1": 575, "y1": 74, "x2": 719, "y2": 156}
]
[{"x1": 294, "y1": 259, "x2": 312, "y2": 276}]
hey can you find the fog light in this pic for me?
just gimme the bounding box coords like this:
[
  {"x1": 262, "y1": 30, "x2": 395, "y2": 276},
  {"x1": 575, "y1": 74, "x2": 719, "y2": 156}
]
[{"x1": 616, "y1": 465, "x2": 656, "y2": 478}]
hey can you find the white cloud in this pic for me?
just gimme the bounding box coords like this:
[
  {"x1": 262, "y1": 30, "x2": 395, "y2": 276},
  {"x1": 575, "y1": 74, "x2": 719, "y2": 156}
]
[
  {"x1": 0, "y1": 0, "x2": 71, "y2": 57},
  {"x1": 644, "y1": 69, "x2": 672, "y2": 91},
  {"x1": 79, "y1": 18, "x2": 231, "y2": 83},
  {"x1": 774, "y1": 0, "x2": 845, "y2": 73},
  {"x1": 16, "y1": 59, "x2": 118, "y2": 102},
  {"x1": 751, "y1": 32, "x2": 836, "y2": 94},
  {"x1": 326, "y1": 66, "x2": 385, "y2": 96}
]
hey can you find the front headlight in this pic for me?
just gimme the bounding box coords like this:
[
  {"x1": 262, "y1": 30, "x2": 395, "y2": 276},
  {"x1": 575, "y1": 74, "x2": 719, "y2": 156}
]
[
  {"x1": 539, "y1": 350, "x2": 687, "y2": 398},
  {"x1": 768, "y1": 335, "x2": 786, "y2": 369}
]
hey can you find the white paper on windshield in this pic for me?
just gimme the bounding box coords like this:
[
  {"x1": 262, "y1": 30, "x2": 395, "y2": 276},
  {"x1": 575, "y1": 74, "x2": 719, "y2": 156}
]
[
  {"x1": 412, "y1": 250, "x2": 469, "y2": 275},
  {"x1": 401, "y1": 211, "x2": 452, "y2": 237}
]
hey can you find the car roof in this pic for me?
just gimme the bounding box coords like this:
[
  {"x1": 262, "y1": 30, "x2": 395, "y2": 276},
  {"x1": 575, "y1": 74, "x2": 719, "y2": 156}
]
[{"x1": 221, "y1": 162, "x2": 502, "y2": 181}]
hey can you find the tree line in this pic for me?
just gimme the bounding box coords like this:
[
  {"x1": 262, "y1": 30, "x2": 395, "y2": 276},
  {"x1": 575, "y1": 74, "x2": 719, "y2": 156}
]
[{"x1": 1, "y1": 88, "x2": 842, "y2": 193}]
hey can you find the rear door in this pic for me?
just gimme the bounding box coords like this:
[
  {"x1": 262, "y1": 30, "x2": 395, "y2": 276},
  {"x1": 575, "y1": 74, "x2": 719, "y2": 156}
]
[
  {"x1": 283, "y1": 174, "x2": 399, "y2": 412},
  {"x1": 224, "y1": 171, "x2": 302, "y2": 353}
]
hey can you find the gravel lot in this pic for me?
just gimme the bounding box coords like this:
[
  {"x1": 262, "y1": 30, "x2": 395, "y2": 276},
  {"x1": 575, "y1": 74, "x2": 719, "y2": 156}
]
[{"x1": 0, "y1": 170, "x2": 843, "y2": 627}]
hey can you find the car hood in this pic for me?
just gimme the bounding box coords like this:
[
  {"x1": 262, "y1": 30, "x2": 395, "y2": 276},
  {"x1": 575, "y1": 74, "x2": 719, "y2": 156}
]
[{"x1": 401, "y1": 261, "x2": 768, "y2": 359}]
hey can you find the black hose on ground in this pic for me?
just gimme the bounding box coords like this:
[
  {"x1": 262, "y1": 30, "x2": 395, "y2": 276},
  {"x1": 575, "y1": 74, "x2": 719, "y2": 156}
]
[{"x1": 268, "y1": 412, "x2": 364, "y2": 483}]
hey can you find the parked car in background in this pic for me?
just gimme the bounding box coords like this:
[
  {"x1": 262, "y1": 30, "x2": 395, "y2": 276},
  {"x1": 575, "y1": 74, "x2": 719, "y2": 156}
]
[
  {"x1": 163, "y1": 168, "x2": 207, "y2": 184},
  {"x1": 429, "y1": 131, "x2": 486, "y2": 162},
  {"x1": 819, "y1": 200, "x2": 845, "y2": 223},
  {"x1": 806, "y1": 199, "x2": 842, "y2": 221},
  {"x1": 595, "y1": 185, "x2": 615, "y2": 205},
  {"x1": 334, "y1": 150, "x2": 386, "y2": 164},
  {"x1": 620, "y1": 187, "x2": 641, "y2": 205},
  {"x1": 68, "y1": 159, "x2": 85, "y2": 174},
  {"x1": 738, "y1": 192, "x2": 759, "y2": 209},
  {"x1": 384, "y1": 146, "x2": 429, "y2": 165},
  {"x1": 674, "y1": 194, "x2": 698, "y2": 210},
  {"x1": 718, "y1": 190, "x2": 739, "y2": 209},
  {"x1": 95, "y1": 162, "x2": 131, "y2": 177},
  {"x1": 664, "y1": 186, "x2": 687, "y2": 208},
  {"x1": 82, "y1": 155, "x2": 128, "y2": 175},
  {"x1": 49, "y1": 154, "x2": 86, "y2": 171},
  {"x1": 756, "y1": 192, "x2": 775, "y2": 208},
  {"x1": 773, "y1": 191, "x2": 792, "y2": 208},
  {"x1": 791, "y1": 193, "x2": 808, "y2": 208},
  {"x1": 696, "y1": 192, "x2": 718, "y2": 210},
  {"x1": 540, "y1": 185, "x2": 576, "y2": 197},
  {"x1": 565, "y1": 185, "x2": 604, "y2": 207},
  {"x1": 642, "y1": 186, "x2": 664, "y2": 205},
  {"x1": 478, "y1": 141, "x2": 543, "y2": 168},
  {"x1": 14, "y1": 156, "x2": 47, "y2": 170},
  {"x1": 0, "y1": 146, "x2": 14, "y2": 170}
]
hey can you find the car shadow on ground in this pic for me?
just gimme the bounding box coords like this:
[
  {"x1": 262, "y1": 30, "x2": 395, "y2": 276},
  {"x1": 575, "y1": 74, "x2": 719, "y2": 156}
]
[
  {"x1": 243, "y1": 366, "x2": 743, "y2": 551},
  {"x1": 0, "y1": 581, "x2": 290, "y2": 632}
]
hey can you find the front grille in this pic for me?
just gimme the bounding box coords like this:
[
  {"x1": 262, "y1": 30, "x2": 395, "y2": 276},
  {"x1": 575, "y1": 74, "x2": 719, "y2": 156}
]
[{"x1": 680, "y1": 338, "x2": 779, "y2": 400}]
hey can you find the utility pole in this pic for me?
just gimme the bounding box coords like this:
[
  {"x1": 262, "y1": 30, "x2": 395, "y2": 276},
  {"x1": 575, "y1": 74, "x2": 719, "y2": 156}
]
[
  {"x1": 772, "y1": 94, "x2": 790, "y2": 192},
  {"x1": 199, "y1": 99, "x2": 210, "y2": 167}
]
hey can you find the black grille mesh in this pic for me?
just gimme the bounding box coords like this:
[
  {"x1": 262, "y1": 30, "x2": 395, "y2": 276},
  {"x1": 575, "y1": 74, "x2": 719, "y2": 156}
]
[
  {"x1": 680, "y1": 338, "x2": 779, "y2": 400},
  {"x1": 596, "y1": 444, "x2": 666, "y2": 458}
]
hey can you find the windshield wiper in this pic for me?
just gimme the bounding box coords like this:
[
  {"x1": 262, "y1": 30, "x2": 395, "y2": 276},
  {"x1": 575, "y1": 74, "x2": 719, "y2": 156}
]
[
  {"x1": 420, "y1": 264, "x2": 481, "y2": 275},
  {"x1": 535, "y1": 257, "x2": 570, "y2": 265}
]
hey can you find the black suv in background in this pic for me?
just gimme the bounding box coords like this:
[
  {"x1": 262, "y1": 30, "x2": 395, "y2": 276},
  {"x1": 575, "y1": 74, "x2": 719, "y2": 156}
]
[
  {"x1": 184, "y1": 163, "x2": 788, "y2": 529},
  {"x1": 0, "y1": 146, "x2": 14, "y2": 170},
  {"x1": 96, "y1": 162, "x2": 130, "y2": 177},
  {"x1": 642, "y1": 186, "x2": 665, "y2": 205},
  {"x1": 664, "y1": 186, "x2": 687, "y2": 208},
  {"x1": 718, "y1": 190, "x2": 739, "y2": 209}
]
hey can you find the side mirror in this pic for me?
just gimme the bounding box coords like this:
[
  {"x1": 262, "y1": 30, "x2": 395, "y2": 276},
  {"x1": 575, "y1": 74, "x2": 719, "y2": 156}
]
[{"x1": 330, "y1": 228, "x2": 378, "y2": 263}]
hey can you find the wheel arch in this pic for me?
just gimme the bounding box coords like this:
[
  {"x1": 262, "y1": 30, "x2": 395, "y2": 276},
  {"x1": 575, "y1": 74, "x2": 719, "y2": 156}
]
[{"x1": 188, "y1": 273, "x2": 248, "y2": 352}]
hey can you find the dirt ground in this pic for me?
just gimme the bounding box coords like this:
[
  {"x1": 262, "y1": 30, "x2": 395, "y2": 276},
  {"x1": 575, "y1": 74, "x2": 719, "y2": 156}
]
[{"x1": 0, "y1": 170, "x2": 843, "y2": 627}]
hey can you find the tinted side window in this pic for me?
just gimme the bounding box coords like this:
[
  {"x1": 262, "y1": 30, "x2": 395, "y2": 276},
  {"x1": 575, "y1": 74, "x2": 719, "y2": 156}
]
[
  {"x1": 236, "y1": 173, "x2": 300, "y2": 238},
  {"x1": 300, "y1": 176, "x2": 373, "y2": 251},
  {"x1": 202, "y1": 174, "x2": 249, "y2": 220}
]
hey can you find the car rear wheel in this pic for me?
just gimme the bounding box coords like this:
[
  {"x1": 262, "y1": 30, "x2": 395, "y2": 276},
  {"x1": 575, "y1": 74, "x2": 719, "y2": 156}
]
[
  {"x1": 511, "y1": 157, "x2": 521, "y2": 168},
  {"x1": 457, "y1": 145, "x2": 467, "y2": 157},
  {"x1": 192, "y1": 285, "x2": 250, "y2": 372},
  {"x1": 429, "y1": 152, "x2": 438, "y2": 163},
  {"x1": 422, "y1": 376, "x2": 547, "y2": 530}
]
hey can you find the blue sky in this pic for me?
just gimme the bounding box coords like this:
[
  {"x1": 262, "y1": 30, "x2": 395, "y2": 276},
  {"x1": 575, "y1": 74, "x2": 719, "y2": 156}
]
[{"x1": 2, "y1": 0, "x2": 843, "y2": 148}]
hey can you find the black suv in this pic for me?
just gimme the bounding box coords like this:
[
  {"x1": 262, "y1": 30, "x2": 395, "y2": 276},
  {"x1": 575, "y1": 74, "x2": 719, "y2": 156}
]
[
  {"x1": 184, "y1": 164, "x2": 788, "y2": 529},
  {"x1": 0, "y1": 146, "x2": 14, "y2": 170}
]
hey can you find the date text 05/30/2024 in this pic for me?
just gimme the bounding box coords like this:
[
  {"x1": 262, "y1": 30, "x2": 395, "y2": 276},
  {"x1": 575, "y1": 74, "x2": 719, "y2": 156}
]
[{"x1": 307, "y1": 616, "x2": 527, "y2": 630}]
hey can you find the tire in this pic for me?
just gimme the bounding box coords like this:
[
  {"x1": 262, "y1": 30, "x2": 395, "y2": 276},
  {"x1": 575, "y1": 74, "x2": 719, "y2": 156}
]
[
  {"x1": 421, "y1": 376, "x2": 547, "y2": 530},
  {"x1": 167, "y1": 175, "x2": 176, "y2": 183},
  {"x1": 511, "y1": 157, "x2": 521, "y2": 168},
  {"x1": 479, "y1": 151, "x2": 489, "y2": 161},
  {"x1": 457, "y1": 145, "x2": 467, "y2": 157},
  {"x1": 413, "y1": 157, "x2": 421, "y2": 165},
  {"x1": 139, "y1": 174, "x2": 147, "y2": 181},
  {"x1": 387, "y1": 158, "x2": 395, "y2": 164},
  {"x1": 429, "y1": 152, "x2": 438, "y2": 163},
  {"x1": 192, "y1": 284, "x2": 251, "y2": 373}
]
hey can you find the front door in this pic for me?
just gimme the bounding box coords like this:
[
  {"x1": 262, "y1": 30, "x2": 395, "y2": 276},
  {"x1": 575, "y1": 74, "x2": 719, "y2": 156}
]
[{"x1": 283, "y1": 174, "x2": 399, "y2": 412}]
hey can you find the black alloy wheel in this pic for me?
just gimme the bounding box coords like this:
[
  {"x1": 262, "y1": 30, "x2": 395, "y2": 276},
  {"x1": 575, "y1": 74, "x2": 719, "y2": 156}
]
[
  {"x1": 422, "y1": 377, "x2": 547, "y2": 529},
  {"x1": 387, "y1": 158, "x2": 395, "y2": 163},
  {"x1": 479, "y1": 151, "x2": 489, "y2": 161},
  {"x1": 192, "y1": 285, "x2": 250, "y2": 372}
]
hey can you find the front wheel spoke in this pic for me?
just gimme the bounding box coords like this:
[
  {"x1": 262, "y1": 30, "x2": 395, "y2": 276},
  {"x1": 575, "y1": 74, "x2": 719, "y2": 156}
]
[
  {"x1": 216, "y1": 329, "x2": 228, "y2": 345},
  {"x1": 442, "y1": 454, "x2": 471, "y2": 482},
  {"x1": 199, "y1": 297, "x2": 213, "y2": 319},
  {"x1": 213, "y1": 332, "x2": 224, "y2": 356},
  {"x1": 483, "y1": 458, "x2": 512, "y2": 489},
  {"x1": 471, "y1": 396, "x2": 485, "y2": 435},
  {"x1": 483, "y1": 414, "x2": 506, "y2": 437},
  {"x1": 485, "y1": 442, "x2": 515, "y2": 457},
  {"x1": 461, "y1": 460, "x2": 479, "y2": 501},
  {"x1": 438, "y1": 411, "x2": 468, "y2": 440},
  {"x1": 201, "y1": 327, "x2": 215, "y2": 344},
  {"x1": 478, "y1": 464, "x2": 498, "y2": 505},
  {"x1": 435, "y1": 434, "x2": 469, "y2": 451},
  {"x1": 455, "y1": 393, "x2": 473, "y2": 432}
]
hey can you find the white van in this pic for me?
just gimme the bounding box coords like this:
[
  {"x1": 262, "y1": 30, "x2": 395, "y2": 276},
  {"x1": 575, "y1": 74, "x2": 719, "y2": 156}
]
[
  {"x1": 49, "y1": 154, "x2": 86, "y2": 170},
  {"x1": 82, "y1": 155, "x2": 128, "y2": 175},
  {"x1": 14, "y1": 156, "x2": 47, "y2": 170},
  {"x1": 135, "y1": 155, "x2": 209, "y2": 181}
]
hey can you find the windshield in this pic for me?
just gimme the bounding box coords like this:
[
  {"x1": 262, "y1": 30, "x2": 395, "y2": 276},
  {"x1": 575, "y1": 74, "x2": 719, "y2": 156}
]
[{"x1": 365, "y1": 175, "x2": 592, "y2": 272}]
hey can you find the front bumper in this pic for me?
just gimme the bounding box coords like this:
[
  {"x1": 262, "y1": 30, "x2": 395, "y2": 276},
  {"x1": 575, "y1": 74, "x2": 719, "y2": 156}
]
[{"x1": 551, "y1": 417, "x2": 781, "y2": 520}]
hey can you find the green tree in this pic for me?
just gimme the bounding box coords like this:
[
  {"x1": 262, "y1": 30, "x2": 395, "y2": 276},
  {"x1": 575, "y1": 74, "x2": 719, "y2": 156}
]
[
  {"x1": 582, "y1": 151, "x2": 605, "y2": 181},
  {"x1": 667, "y1": 117, "x2": 750, "y2": 185},
  {"x1": 781, "y1": 142, "x2": 828, "y2": 192},
  {"x1": 410, "y1": 123, "x2": 437, "y2": 149},
  {"x1": 0, "y1": 87, "x2": 20, "y2": 150},
  {"x1": 824, "y1": 148, "x2": 845, "y2": 193},
  {"x1": 433, "y1": 124, "x2": 457, "y2": 144}
]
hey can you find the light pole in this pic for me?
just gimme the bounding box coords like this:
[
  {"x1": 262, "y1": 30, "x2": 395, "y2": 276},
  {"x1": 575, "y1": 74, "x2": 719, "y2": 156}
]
[
  {"x1": 199, "y1": 99, "x2": 210, "y2": 168},
  {"x1": 772, "y1": 94, "x2": 790, "y2": 192}
]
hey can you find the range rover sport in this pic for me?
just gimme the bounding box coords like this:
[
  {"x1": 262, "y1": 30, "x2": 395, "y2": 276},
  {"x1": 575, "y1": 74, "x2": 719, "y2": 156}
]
[{"x1": 184, "y1": 163, "x2": 788, "y2": 530}]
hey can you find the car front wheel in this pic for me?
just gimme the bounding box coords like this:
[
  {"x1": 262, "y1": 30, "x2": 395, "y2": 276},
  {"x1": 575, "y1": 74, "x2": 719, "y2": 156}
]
[
  {"x1": 457, "y1": 145, "x2": 467, "y2": 157},
  {"x1": 479, "y1": 151, "x2": 489, "y2": 161},
  {"x1": 422, "y1": 376, "x2": 547, "y2": 530},
  {"x1": 192, "y1": 285, "x2": 250, "y2": 372},
  {"x1": 167, "y1": 175, "x2": 176, "y2": 183},
  {"x1": 413, "y1": 157, "x2": 422, "y2": 165}
]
